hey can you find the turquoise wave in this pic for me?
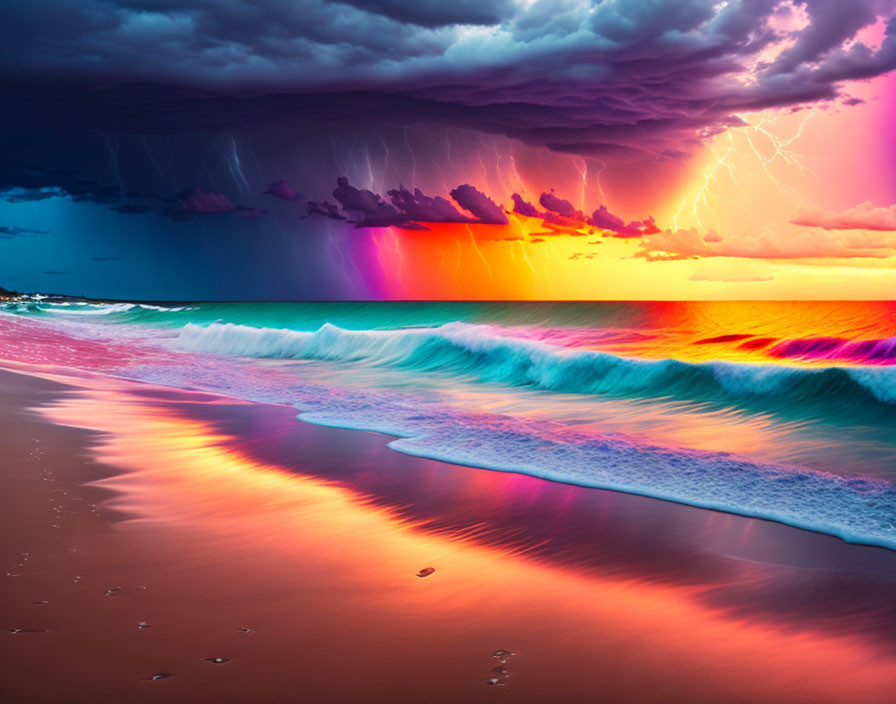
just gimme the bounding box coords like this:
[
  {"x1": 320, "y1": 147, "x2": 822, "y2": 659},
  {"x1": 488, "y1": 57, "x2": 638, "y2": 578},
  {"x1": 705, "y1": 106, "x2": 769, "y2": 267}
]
[{"x1": 176, "y1": 321, "x2": 896, "y2": 414}]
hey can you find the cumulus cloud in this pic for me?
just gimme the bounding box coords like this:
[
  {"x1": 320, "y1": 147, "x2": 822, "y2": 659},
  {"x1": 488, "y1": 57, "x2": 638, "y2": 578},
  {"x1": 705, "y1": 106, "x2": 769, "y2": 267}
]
[
  {"x1": 387, "y1": 186, "x2": 470, "y2": 223},
  {"x1": 791, "y1": 201, "x2": 896, "y2": 230},
  {"x1": 448, "y1": 184, "x2": 508, "y2": 225},
  {"x1": 588, "y1": 206, "x2": 660, "y2": 238},
  {"x1": 589, "y1": 205, "x2": 626, "y2": 232},
  {"x1": 539, "y1": 191, "x2": 579, "y2": 219},
  {"x1": 332, "y1": 177, "x2": 422, "y2": 229},
  {"x1": 512, "y1": 190, "x2": 659, "y2": 237},
  {"x1": 511, "y1": 193, "x2": 542, "y2": 218},
  {"x1": 305, "y1": 178, "x2": 511, "y2": 228}
]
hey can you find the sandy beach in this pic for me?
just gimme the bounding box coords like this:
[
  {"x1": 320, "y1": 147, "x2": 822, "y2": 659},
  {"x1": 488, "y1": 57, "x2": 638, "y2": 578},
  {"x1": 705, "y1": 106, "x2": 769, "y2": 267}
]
[{"x1": 3, "y1": 362, "x2": 896, "y2": 703}]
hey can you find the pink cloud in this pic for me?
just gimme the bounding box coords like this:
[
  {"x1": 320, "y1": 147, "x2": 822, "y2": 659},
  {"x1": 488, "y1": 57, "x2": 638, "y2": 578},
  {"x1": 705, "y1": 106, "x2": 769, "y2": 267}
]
[
  {"x1": 637, "y1": 224, "x2": 896, "y2": 261},
  {"x1": 791, "y1": 202, "x2": 896, "y2": 231}
]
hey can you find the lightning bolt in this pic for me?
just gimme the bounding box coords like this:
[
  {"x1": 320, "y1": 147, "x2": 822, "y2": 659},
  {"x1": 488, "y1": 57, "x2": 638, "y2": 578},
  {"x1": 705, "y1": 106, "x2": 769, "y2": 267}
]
[
  {"x1": 229, "y1": 137, "x2": 250, "y2": 195},
  {"x1": 378, "y1": 131, "x2": 391, "y2": 193},
  {"x1": 573, "y1": 158, "x2": 589, "y2": 213},
  {"x1": 403, "y1": 128, "x2": 417, "y2": 188},
  {"x1": 102, "y1": 134, "x2": 125, "y2": 195},
  {"x1": 673, "y1": 108, "x2": 819, "y2": 230},
  {"x1": 516, "y1": 240, "x2": 536, "y2": 279},
  {"x1": 213, "y1": 137, "x2": 249, "y2": 196},
  {"x1": 142, "y1": 136, "x2": 166, "y2": 186},
  {"x1": 466, "y1": 224, "x2": 493, "y2": 280},
  {"x1": 391, "y1": 231, "x2": 404, "y2": 280},
  {"x1": 508, "y1": 154, "x2": 528, "y2": 196},
  {"x1": 673, "y1": 132, "x2": 736, "y2": 230}
]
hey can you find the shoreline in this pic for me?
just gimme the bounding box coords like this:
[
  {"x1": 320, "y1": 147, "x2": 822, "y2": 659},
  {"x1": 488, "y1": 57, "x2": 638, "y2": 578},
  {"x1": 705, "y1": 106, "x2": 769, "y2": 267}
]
[{"x1": 3, "y1": 363, "x2": 896, "y2": 703}]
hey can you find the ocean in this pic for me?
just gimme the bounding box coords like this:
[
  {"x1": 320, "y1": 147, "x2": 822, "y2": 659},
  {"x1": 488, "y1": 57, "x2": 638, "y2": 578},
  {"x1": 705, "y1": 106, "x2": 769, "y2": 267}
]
[{"x1": 2, "y1": 299, "x2": 895, "y2": 549}]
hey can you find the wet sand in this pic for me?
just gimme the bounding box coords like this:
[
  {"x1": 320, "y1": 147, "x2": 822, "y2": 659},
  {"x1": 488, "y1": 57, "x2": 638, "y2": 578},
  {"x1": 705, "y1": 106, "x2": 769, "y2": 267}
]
[{"x1": 2, "y1": 363, "x2": 896, "y2": 703}]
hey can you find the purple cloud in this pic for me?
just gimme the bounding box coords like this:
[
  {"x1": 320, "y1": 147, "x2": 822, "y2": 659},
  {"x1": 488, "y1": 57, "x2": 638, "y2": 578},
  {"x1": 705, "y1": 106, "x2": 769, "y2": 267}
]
[
  {"x1": 589, "y1": 206, "x2": 659, "y2": 238},
  {"x1": 511, "y1": 194, "x2": 541, "y2": 218},
  {"x1": 178, "y1": 187, "x2": 265, "y2": 218},
  {"x1": 387, "y1": 185, "x2": 470, "y2": 223},
  {"x1": 589, "y1": 206, "x2": 626, "y2": 232},
  {"x1": 306, "y1": 200, "x2": 346, "y2": 220},
  {"x1": 539, "y1": 191, "x2": 578, "y2": 219},
  {"x1": 178, "y1": 187, "x2": 238, "y2": 214},
  {"x1": 264, "y1": 180, "x2": 303, "y2": 202},
  {"x1": 333, "y1": 177, "x2": 424, "y2": 229},
  {"x1": 449, "y1": 184, "x2": 508, "y2": 225},
  {"x1": 1, "y1": 1, "x2": 894, "y2": 164}
]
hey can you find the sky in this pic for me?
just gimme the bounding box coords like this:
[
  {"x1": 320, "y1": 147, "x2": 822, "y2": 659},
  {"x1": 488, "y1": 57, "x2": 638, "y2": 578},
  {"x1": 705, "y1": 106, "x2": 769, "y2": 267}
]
[{"x1": 1, "y1": 0, "x2": 895, "y2": 300}]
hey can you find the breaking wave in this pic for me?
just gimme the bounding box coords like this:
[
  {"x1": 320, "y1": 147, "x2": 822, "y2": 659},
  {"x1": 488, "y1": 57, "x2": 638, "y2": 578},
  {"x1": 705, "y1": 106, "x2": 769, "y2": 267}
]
[{"x1": 177, "y1": 321, "x2": 896, "y2": 409}]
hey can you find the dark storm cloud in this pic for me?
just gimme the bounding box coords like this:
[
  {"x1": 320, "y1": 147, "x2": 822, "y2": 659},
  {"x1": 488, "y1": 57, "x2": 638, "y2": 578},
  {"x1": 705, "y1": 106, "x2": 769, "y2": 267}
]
[
  {"x1": 337, "y1": 0, "x2": 512, "y2": 27},
  {"x1": 0, "y1": 163, "x2": 122, "y2": 207},
  {"x1": 0, "y1": 155, "x2": 261, "y2": 221},
  {"x1": 0, "y1": 226, "x2": 49, "y2": 239},
  {"x1": 1, "y1": 0, "x2": 893, "y2": 162},
  {"x1": 768, "y1": 0, "x2": 880, "y2": 75}
]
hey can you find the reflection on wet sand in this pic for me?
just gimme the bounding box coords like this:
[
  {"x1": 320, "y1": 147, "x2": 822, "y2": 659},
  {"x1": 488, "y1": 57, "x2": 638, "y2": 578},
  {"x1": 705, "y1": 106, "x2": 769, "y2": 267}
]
[{"x1": 16, "y1": 366, "x2": 896, "y2": 703}]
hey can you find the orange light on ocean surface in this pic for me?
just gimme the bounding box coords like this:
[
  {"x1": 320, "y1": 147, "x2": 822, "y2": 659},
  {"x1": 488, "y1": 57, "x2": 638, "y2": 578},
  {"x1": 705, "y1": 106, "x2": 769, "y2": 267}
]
[{"x1": 26, "y1": 368, "x2": 896, "y2": 703}]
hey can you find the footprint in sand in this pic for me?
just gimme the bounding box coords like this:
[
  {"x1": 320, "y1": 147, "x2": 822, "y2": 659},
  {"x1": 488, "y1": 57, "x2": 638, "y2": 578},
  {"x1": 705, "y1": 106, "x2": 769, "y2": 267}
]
[{"x1": 484, "y1": 649, "x2": 516, "y2": 686}]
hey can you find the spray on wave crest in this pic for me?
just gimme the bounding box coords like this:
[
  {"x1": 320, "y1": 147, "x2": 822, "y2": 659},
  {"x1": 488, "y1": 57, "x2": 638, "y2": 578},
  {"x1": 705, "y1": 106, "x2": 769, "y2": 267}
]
[{"x1": 177, "y1": 321, "x2": 896, "y2": 408}]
